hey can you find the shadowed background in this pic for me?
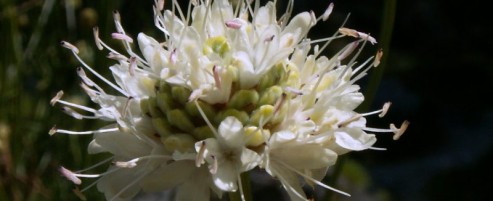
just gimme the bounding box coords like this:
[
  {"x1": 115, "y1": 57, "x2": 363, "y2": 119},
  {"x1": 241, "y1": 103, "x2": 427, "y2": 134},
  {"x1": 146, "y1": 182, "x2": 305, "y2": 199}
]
[{"x1": 1, "y1": 0, "x2": 491, "y2": 200}]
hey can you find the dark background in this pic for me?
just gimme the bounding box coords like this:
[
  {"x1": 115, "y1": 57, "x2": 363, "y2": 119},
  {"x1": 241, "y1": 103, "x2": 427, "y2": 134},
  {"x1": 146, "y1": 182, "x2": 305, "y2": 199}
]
[{"x1": 1, "y1": 0, "x2": 491, "y2": 200}]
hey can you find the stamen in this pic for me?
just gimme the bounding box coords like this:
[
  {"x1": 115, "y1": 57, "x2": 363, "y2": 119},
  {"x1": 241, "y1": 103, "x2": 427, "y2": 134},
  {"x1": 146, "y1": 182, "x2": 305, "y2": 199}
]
[
  {"x1": 338, "y1": 114, "x2": 362, "y2": 128},
  {"x1": 194, "y1": 100, "x2": 219, "y2": 137},
  {"x1": 67, "y1": 47, "x2": 129, "y2": 96},
  {"x1": 113, "y1": 10, "x2": 125, "y2": 34},
  {"x1": 369, "y1": 147, "x2": 387, "y2": 151},
  {"x1": 121, "y1": 96, "x2": 134, "y2": 118},
  {"x1": 170, "y1": 48, "x2": 177, "y2": 64},
  {"x1": 237, "y1": 173, "x2": 246, "y2": 201},
  {"x1": 273, "y1": 93, "x2": 287, "y2": 113},
  {"x1": 93, "y1": 27, "x2": 104, "y2": 50},
  {"x1": 338, "y1": 27, "x2": 376, "y2": 45},
  {"x1": 77, "y1": 67, "x2": 106, "y2": 93},
  {"x1": 195, "y1": 141, "x2": 206, "y2": 167},
  {"x1": 61, "y1": 107, "x2": 84, "y2": 119},
  {"x1": 337, "y1": 41, "x2": 359, "y2": 61},
  {"x1": 50, "y1": 127, "x2": 119, "y2": 135},
  {"x1": 391, "y1": 120, "x2": 409, "y2": 140},
  {"x1": 59, "y1": 166, "x2": 82, "y2": 185},
  {"x1": 212, "y1": 65, "x2": 222, "y2": 89},
  {"x1": 359, "y1": 102, "x2": 391, "y2": 117},
  {"x1": 128, "y1": 57, "x2": 137, "y2": 76},
  {"x1": 50, "y1": 90, "x2": 64, "y2": 106},
  {"x1": 107, "y1": 52, "x2": 128, "y2": 61},
  {"x1": 379, "y1": 102, "x2": 391, "y2": 118},
  {"x1": 209, "y1": 155, "x2": 218, "y2": 174},
  {"x1": 60, "y1": 41, "x2": 79, "y2": 54},
  {"x1": 225, "y1": 19, "x2": 243, "y2": 29},
  {"x1": 77, "y1": 67, "x2": 94, "y2": 86},
  {"x1": 111, "y1": 32, "x2": 134, "y2": 43},
  {"x1": 275, "y1": 159, "x2": 350, "y2": 197},
  {"x1": 157, "y1": 0, "x2": 165, "y2": 11},
  {"x1": 284, "y1": 87, "x2": 303, "y2": 96},
  {"x1": 76, "y1": 157, "x2": 114, "y2": 173},
  {"x1": 321, "y1": 3, "x2": 334, "y2": 21},
  {"x1": 113, "y1": 158, "x2": 139, "y2": 168},
  {"x1": 55, "y1": 99, "x2": 99, "y2": 114},
  {"x1": 373, "y1": 48, "x2": 383, "y2": 67},
  {"x1": 49, "y1": 125, "x2": 57, "y2": 136},
  {"x1": 264, "y1": 35, "x2": 275, "y2": 42}
]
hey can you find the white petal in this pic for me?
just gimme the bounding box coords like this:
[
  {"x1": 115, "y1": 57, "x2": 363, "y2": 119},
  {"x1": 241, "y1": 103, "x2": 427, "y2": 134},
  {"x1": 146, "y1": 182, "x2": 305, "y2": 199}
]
[
  {"x1": 212, "y1": 161, "x2": 238, "y2": 191},
  {"x1": 240, "y1": 148, "x2": 260, "y2": 172},
  {"x1": 271, "y1": 143, "x2": 337, "y2": 169},
  {"x1": 140, "y1": 160, "x2": 196, "y2": 192},
  {"x1": 88, "y1": 128, "x2": 151, "y2": 157},
  {"x1": 217, "y1": 116, "x2": 244, "y2": 149},
  {"x1": 268, "y1": 163, "x2": 307, "y2": 201},
  {"x1": 176, "y1": 167, "x2": 212, "y2": 201},
  {"x1": 97, "y1": 167, "x2": 141, "y2": 201},
  {"x1": 334, "y1": 128, "x2": 376, "y2": 151}
]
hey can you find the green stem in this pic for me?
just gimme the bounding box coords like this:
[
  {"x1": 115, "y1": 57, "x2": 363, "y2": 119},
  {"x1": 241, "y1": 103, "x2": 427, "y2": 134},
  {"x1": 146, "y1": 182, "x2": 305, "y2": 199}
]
[
  {"x1": 359, "y1": 0, "x2": 397, "y2": 112},
  {"x1": 229, "y1": 172, "x2": 252, "y2": 201}
]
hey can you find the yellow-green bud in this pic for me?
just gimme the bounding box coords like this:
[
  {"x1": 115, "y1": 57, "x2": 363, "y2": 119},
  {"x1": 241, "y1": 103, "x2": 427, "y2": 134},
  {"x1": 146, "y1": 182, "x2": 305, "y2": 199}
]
[
  {"x1": 151, "y1": 117, "x2": 172, "y2": 137},
  {"x1": 283, "y1": 64, "x2": 300, "y2": 88},
  {"x1": 147, "y1": 97, "x2": 164, "y2": 118},
  {"x1": 158, "y1": 80, "x2": 171, "y2": 93},
  {"x1": 225, "y1": 65, "x2": 239, "y2": 82},
  {"x1": 250, "y1": 105, "x2": 275, "y2": 126},
  {"x1": 193, "y1": 126, "x2": 215, "y2": 140},
  {"x1": 171, "y1": 86, "x2": 191, "y2": 104},
  {"x1": 214, "y1": 109, "x2": 250, "y2": 125},
  {"x1": 167, "y1": 109, "x2": 194, "y2": 132},
  {"x1": 244, "y1": 126, "x2": 270, "y2": 147},
  {"x1": 258, "y1": 86, "x2": 283, "y2": 106},
  {"x1": 185, "y1": 100, "x2": 216, "y2": 120},
  {"x1": 140, "y1": 98, "x2": 150, "y2": 116},
  {"x1": 161, "y1": 134, "x2": 196, "y2": 153},
  {"x1": 203, "y1": 36, "x2": 230, "y2": 57},
  {"x1": 227, "y1": 89, "x2": 259, "y2": 109},
  {"x1": 156, "y1": 92, "x2": 175, "y2": 113}
]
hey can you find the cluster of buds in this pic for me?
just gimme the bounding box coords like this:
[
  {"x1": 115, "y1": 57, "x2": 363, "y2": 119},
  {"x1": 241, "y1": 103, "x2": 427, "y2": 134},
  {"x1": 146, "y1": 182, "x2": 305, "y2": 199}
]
[{"x1": 51, "y1": 0, "x2": 408, "y2": 200}]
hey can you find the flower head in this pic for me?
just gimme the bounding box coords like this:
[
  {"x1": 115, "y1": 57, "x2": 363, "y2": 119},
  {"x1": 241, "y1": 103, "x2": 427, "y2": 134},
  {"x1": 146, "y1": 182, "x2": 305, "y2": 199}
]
[{"x1": 51, "y1": 0, "x2": 408, "y2": 200}]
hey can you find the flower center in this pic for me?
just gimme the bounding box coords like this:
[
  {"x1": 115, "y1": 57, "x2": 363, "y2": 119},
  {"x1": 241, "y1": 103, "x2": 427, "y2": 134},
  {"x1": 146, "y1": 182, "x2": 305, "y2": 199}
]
[{"x1": 142, "y1": 60, "x2": 300, "y2": 153}]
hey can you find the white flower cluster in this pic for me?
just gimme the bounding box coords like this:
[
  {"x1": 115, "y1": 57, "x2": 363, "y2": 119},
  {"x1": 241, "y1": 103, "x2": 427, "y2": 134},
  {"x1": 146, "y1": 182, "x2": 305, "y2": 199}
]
[{"x1": 51, "y1": 0, "x2": 408, "y2": 200}]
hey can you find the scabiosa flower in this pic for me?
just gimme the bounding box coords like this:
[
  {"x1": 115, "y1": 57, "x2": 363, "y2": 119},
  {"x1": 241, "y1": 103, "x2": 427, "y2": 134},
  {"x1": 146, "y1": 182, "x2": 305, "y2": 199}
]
[{"x1": 51, "y1": 0, "x2": 409, "y2": 200}]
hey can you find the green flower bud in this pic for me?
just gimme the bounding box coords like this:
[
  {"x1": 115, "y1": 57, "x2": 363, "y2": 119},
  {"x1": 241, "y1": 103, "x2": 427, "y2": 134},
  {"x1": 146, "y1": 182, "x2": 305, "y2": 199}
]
[
  {"x1": 214, "y1": 109, "x2": 249, "y2": 125},
  {"x1": 140, "y1": 98, "x2": 150, "y2": 116},
  {"x1": 171, "y1": 86, "x2": 191, "y2": 104},
  {"x1": 167, "y1": 109, "x2": 194, "y2": 132},
  {"x1": 193, "y1": 126, "x2": 215, "y2": 140},
  {"x1": 227, "y1": 89, "x2": 259, "y2": 110},
  {"x1": 203, "y1": 36, "x2": 230, "y2": 57},
  {"x1": 156, "y1": 92, "x2": 175, "y2": 113},
  {"x1": 258, "y1": 86, "x2": 283, "y2": 106},
  {"x1": 161, "y1": 134, "x2": 196, "y2": 153},
  {"x1": 158, "y1": 80, "x2": 171, "y2": 93},
  {"x1": 151, "y1": 117, "x2": 172, "y2": 137},
  {"x1": 250, "y1": 105, "x2": 274, "y2": 126},
  {"x1": 147, "y1": 97, "x2": 164, "y2": 118},
  {"x1": 185, "y1": 100, "x2": 216, "y2": 120}
]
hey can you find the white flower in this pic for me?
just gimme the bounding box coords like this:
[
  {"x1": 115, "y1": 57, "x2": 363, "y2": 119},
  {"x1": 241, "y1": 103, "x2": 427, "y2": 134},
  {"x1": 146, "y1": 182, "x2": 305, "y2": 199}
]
[
  {"x1": 51, "y1": 0, "x2": 408, "y2": 200},
  {"x1": 195, "y1": 116, "x2": 260, "y2": 192}
]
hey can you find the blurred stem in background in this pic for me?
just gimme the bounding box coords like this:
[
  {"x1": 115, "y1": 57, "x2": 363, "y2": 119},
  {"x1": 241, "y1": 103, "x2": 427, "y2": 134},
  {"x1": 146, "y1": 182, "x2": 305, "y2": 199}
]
[{"x1": 324, "y1": 0, "x2": 396, "y2": 200}]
